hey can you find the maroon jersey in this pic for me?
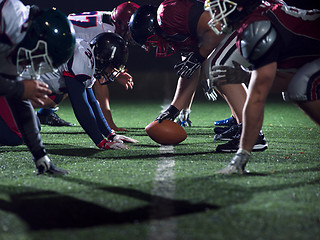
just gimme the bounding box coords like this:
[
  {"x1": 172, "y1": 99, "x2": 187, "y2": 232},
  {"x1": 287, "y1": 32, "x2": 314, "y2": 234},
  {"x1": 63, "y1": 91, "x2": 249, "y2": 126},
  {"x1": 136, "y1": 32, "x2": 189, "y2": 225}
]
[
  {"x1": 157, "y1": 0, "x2": 205, "y2": 53},
  {"x1": 236, "y1": 2, "x2": 320, "y2": 70}
]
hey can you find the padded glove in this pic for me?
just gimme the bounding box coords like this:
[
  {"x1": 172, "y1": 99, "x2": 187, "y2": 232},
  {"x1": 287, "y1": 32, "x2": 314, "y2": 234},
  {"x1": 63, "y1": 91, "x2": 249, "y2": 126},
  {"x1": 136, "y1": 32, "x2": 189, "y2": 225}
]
[
  {"x1": 174, "y1": 51, "x2": 205, "y2": 78},
  {"x1": 156, "y1": 105, "x2": 180, "y2": 123}
]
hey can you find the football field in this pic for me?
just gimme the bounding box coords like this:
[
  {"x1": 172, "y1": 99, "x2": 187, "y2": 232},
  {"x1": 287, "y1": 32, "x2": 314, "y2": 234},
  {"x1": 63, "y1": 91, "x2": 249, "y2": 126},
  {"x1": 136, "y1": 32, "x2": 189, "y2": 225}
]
[{"x1": 0, "y1": 98, "x2": 319, "y2": 240}]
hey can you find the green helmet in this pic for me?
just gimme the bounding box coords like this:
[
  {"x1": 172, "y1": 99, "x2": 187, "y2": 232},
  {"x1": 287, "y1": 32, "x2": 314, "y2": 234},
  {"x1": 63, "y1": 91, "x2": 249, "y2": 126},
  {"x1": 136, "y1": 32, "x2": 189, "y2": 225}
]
[{"x1": 16, "y1": 7, "x2": 76, "y2": 77}]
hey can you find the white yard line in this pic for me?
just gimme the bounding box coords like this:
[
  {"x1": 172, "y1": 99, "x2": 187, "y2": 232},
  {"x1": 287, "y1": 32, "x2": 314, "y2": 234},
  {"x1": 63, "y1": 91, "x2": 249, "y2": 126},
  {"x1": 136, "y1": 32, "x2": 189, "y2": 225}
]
[{"x1": 148, "y1": 145, "x2": 177, "y2": 240}]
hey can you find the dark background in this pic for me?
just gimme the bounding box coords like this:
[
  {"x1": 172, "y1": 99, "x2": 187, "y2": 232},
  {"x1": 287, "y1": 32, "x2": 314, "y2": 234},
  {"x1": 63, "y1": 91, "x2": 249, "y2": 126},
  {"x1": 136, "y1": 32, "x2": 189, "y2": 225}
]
[{"x1": 21, "y1": 0, "x2": 320, "y2": 101}]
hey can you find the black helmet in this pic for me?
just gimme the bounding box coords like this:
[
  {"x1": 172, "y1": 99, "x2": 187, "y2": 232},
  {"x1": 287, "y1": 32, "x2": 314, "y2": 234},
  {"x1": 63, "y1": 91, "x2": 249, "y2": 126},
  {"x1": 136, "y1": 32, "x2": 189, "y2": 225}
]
[
  {"x1": 128, "y1": 5, "x2": 175, "y2": 57},
  {"x1": 16, "y1": 7, "x2": 76, "y2": 77},
  {"x1": 128, "y1": 5, "x2": 161, "y2": 47},
  {"x1": 90, "y1": 32, "x2": 129, "y2": 84}
]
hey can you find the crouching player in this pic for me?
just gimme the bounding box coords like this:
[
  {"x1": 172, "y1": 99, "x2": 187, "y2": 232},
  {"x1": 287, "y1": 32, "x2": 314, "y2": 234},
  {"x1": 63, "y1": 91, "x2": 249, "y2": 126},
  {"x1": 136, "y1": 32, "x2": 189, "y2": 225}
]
[{"x1": 3, "y1": 32, "x2": 138, "y2": 150}]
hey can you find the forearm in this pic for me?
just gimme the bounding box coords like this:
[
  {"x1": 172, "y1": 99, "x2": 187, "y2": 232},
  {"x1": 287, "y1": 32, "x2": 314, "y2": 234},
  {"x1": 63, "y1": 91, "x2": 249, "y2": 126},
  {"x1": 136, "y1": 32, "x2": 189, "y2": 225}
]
[
  {"x1": 5, "y1": 97, "x2": 46, "y2": 160},
  {"x1": 239, "y1": 65, "x2": 276, "y2": 152},
  {"x1": 86, "y1": 88, "x2": 112, "y2": 137},
  {"x1": 65, "y1": 77, "x2": 104, "y2": 145},
  {"x1": 171, "y1": 69, "x2": 200, "y2": 110},
  {"x1": 240, "y1": 98, "x2": 265, "y2": 152},
  {"x1": 0, "y1": 76, "x2": 24, "y2": 98}
]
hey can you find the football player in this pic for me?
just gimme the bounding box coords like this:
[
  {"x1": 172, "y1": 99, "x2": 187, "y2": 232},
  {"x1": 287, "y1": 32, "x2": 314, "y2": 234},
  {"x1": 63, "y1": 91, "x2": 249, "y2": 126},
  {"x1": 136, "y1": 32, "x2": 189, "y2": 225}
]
[
  {"x1": 36, "y1": 2, "x2": 139, "y2": 131},
  {"x1": 37, "y1": 32, "x2": 138, "y2": 149},
  {"x1": 205, "y1": 0, "x2": 320, "y2": 174},
  {"x1": 0, "y1": 0, "x2": 75, "y2": 174},
  {"x1": 128, "y1": 2, "x2": 267, "y2": 152}
]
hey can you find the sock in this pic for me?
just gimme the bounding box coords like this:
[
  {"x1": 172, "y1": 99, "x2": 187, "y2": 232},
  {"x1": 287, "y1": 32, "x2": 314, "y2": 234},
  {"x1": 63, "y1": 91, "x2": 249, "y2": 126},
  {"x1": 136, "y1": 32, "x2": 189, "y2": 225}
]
[{"x1": 37, "y1": 107, "x2": 56, "y2": 116}]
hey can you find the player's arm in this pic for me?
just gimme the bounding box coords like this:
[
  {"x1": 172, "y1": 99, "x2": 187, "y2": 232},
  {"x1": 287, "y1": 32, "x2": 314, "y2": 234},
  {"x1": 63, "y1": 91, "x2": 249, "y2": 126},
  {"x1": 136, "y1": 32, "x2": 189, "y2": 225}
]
[
  {"x1": 0, "y1": 76, "x2": 51, "y2": 105},
  {"x1": 197, "y1": 11, "x2": 225, "y2": 58},
  {"x1": 64, "y1": 75, "x2": 107, "y2": 144},
  {"x1": 240, "y1": 62, "x2": 277, "y2": 152}
]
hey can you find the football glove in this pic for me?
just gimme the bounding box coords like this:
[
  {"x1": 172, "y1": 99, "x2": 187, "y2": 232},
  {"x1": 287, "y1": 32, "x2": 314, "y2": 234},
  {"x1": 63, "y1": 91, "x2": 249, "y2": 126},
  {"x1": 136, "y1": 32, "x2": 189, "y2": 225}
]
[
  {"x1": 216, "y1": 148, "x2": 251, "y2": 175},
  {"x1": 201, "y1": 79, "x2": 218, "y2": 101},
  {"x1": 174, "y1": 51, "x2": 205, "y2": 78},
  {"x1": 97, "y1": 139, "x2": 129, "y2": 150},
  {"x1": 36, "y1": 155, "x2": 68, "y2": 175},
  {"x1": 175, "y1": 109, "x2": 192, "y2": 127},
  {"x1": 156, "y1": 105, "x2": 180, "y2": 123},
  {"x1": 210, "y1": 61, "x2": 250, "y2": 86}
]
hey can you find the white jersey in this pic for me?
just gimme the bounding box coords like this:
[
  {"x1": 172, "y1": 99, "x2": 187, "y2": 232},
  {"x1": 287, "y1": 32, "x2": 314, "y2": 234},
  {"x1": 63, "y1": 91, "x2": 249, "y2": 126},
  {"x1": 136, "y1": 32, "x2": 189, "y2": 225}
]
[
  {"x1": 0, "y1": 0, "x2": 29, "y2": 75},
  {"x1": 68, "y1": 11, "x2": 115, "y2": 42},
  {"x1": 40, "y1": 38, "x2": 95, "y2": 94}
]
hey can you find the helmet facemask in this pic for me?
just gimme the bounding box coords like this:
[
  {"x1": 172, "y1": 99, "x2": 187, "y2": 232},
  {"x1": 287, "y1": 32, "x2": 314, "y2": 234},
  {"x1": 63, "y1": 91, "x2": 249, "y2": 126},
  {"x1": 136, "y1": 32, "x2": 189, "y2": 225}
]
[
  {"x1": 16, "y1": 40, "x2": 56, "y2": 79},
  {"x1": 145, "y1": 34, "x2": 175, "y2": 57},
  {"x1": 205, "y1": 0, "x2": 237, "y2": 35},
  {"x1": 95, "y1": 65, "x2": 125, "y2": 85}
]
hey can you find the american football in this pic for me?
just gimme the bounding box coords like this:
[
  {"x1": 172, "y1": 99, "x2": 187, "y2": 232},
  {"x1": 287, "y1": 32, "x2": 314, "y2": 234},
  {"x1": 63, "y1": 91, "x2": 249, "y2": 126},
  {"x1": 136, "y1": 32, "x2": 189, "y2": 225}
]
[{"x1": 145, "y1": 119, "x2": 187, "y2": 145}]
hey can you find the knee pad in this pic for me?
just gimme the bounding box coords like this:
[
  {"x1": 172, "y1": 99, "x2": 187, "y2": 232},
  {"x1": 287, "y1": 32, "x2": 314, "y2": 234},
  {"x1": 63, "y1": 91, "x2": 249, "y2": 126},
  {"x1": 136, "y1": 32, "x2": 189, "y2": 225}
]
[{"x1": 283, "y1": 58, "x2": 320, "y2": 102}]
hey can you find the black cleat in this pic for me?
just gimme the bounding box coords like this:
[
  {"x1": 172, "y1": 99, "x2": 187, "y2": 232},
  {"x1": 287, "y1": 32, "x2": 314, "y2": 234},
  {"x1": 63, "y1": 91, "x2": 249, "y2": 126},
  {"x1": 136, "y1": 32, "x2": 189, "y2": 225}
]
[
  {"x1": 214, "y1": 123, "x2": 241, "y2": 141},
  {"x1": 37, "y1": 112, "x2": 75, "y2": 127},
  {"x1": 216, "y1": 131, "x2": 268, "y2": 153},
  {"x1": 214, "y1": 126, "x2": 231, "y2": 134},
  {"x1": 214, "y1": 116, "x2": 237, "y2": 126}
]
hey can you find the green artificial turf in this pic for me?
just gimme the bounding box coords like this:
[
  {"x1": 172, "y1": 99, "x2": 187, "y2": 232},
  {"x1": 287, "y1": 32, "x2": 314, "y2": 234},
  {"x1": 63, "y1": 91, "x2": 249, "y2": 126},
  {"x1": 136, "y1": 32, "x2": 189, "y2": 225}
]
[{"x1": 0, "y1": 97, "x2": 319, "y2": 240}]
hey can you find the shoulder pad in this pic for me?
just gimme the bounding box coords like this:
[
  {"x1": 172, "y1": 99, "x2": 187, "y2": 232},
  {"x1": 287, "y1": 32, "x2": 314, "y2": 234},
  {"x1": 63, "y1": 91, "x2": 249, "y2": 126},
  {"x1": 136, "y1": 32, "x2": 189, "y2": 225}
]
[{"x1": 240, "y1": 20, "x2": 277, "y2": 62}]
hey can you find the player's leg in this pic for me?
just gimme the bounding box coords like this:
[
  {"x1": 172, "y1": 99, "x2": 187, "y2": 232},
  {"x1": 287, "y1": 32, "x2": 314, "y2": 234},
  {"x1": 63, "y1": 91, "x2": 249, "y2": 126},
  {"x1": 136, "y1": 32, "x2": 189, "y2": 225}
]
[
  {"x1": 216, "y1": 83, "x2": 247, "y2": 124},
  {"x1": 34, "y1": 94, "x2": 75, "y2": 127},
  {"x1": 0, "y1": 97, "x2": 23, "y2": 146},
  {"x1": 283, "y1": 58, "x2": 320, "y2": 127},
  {"x1": 296, "y1": 100, "x2": 320, "y2": 127},
  {"x1": 176, "y1": 90, "x2": 195, "y2": 127}
]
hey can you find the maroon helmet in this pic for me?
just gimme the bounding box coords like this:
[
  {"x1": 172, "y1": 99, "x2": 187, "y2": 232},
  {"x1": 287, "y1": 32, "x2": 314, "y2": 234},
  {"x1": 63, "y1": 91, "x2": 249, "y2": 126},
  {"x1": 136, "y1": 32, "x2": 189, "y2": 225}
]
[{"x1": 111, "y1": 2, "x2": 140, "y2": 39}]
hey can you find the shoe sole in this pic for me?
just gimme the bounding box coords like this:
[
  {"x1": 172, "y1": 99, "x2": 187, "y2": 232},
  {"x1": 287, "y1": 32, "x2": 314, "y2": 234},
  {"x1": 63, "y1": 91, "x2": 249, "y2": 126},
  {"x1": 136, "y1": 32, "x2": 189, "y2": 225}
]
[
  {"x1": 214, "y1": 137, "x2": 233, "y2": 141},
  {"x1": 216, "y1": 144, "x2": 268, "y2": 153},
  {"x1": 252, "y1": 144, "x2": 268, "y2": 152}
]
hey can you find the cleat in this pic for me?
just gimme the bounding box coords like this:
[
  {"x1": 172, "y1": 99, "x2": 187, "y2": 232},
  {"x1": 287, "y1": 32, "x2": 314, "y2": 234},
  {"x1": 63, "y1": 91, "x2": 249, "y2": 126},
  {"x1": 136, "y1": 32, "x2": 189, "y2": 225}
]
[
  {"x1": 214, "y1": 126, "x2": 231, "y2": 134},
  {"x1": 216, "y1": 131, "x2": 268, "y2": 153},
  {"x1": 214, "y1": 116, "x2": 237, "y2": 126},
  {"x1": 214, "y1": 123, "x2": 241, "y2": 141},
  {"x1": 37, "y1": 111, "x2": 75, "y2": 127}
]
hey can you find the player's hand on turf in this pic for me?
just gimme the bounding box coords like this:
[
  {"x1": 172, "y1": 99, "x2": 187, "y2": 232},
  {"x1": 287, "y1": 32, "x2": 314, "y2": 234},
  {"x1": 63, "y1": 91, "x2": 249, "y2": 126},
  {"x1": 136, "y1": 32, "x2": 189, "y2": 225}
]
[
  {"x1": 36, "y1": 155, "x2": 68, "y2": 175},
  {"x1": 97, "y1": 139, "x2": 129, "y2": 150},
  {"x1": 216, "y1": 149, "x2": 251, "y2": 175},
  {"x1": 175, "y1": 109, "x2": 192, "y2": 127},
  {"x1": 210, "y1": 61, "x2": 250, "y2": 86},
  {"x1": 174, "y1": 51, "x2": 205, "y2": 78},
  {"x1": 156, "y1": 105, "x2": 180, "y2": 123},
  {"x1": 113, "y1": 134, "x2": 139, "y2": 143}
]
